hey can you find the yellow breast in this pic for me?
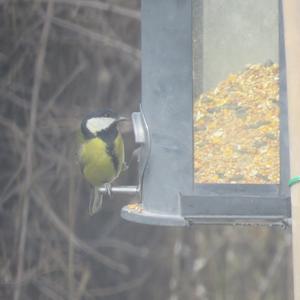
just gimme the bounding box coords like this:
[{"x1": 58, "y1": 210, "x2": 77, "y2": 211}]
[{"x1": 79, "y1": 133, "x2": 124, "y2": 187}]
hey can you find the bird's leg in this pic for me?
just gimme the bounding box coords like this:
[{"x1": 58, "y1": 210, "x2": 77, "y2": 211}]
[{"x1": 104, "y1": 183, "x2": 112, "y2": 198}]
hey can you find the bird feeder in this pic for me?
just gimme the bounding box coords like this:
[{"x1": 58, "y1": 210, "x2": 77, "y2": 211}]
[{"x1": 120, "y1": 0, "x2": 291, "y2": 226}]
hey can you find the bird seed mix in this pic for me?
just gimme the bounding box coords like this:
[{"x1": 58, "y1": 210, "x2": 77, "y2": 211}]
[{"x1": 194, "y1": 62, "x2": 280, "y2": 184}]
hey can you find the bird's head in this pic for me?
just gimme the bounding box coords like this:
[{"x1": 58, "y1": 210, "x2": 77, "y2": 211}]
[{"x1": 81, "y1": 109, "x2": 127, "y2": 140}]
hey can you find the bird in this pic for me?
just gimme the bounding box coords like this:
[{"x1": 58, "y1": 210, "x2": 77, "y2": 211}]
[{"x1": 78, "y1": 109, "x2": 126, "y2": 215}]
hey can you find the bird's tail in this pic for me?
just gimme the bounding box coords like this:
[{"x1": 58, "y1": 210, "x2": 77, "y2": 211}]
[{"x1": 89, "y1": 187, "x2": 103, "y2": 215}]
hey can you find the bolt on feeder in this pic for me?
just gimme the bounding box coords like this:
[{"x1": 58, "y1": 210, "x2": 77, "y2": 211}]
[{"x1": 114, "y1": 0, "x2": 291, "y2": 226}]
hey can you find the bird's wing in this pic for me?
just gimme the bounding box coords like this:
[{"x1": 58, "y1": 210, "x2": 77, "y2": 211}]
[
  {"x1": 77, "y1": 145, "x2": 85, "y2": 175},
  {"x1": 114, "y1": 133, "x2": 125, "y2": 174}
]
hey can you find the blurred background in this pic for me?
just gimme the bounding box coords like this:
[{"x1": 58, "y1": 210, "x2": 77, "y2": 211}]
[{"x1": 0, "y1": 1, "x2": 293, "y2": 299}]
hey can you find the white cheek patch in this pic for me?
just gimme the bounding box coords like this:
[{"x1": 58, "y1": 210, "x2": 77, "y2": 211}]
[{"x1": 86, "y1": 117, "x2": 115, "y2": 134}]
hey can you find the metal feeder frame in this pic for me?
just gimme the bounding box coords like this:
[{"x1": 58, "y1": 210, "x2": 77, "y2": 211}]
[{"x1": 102, "y1": 0, "x2": 291, "y2": 226}]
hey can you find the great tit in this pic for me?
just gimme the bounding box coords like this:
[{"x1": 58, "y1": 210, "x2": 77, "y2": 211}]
[{"x1": 78, "y1": 109, "x2": 126, "y2": 214}]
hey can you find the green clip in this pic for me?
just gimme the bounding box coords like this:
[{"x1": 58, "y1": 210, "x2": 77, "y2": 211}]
[{"x1": 288, "y1": 176, "x2": 300, "y2": 187}]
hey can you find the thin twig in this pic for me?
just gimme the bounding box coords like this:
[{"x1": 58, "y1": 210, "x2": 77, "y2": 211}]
[
  {"x1": 0, "y1": 54, "x2": 26, "y2": 86},
  {"x1": 40, "y1": 61, "x2": 87, "y2": 118},
  {"x1": 13, "y1": 2, "x2": 54, "y2": 300},
  {"x1": 91, "y1": 238, "x2": 149, "y2": 258},
  {"x1": 0, "y1": 158, "x2": 25, "y2": 208},
  {"x1": 258, "y1": 235, "x2": 291, "y2": 300},
  {"x1": 31, "y1": 188, "x2": 129, "y2": 274},
  {"x1": 68, "y1": 163, "x2": 76, "y2": 300},
  {"x1": 50, "y1": 16, "x2": 141, "y2": 59},
  {"x1": 0, "y1": 263, "x2": 58, "y2": 287},
  {"x1": 43, "y1": 0, "x2": 141, "y2": 20},
  {"x1": 75, "y1": 269, "x2": 90, "y2": 300},
  {"x1": 0, "y1": 117, "x2": 25, "y2": 144},
  {"x1": 33, "y1": 279, "x2": 66, "y2": 300},
  {"x1": 86, "y1": 271, "x2": 150, "y2": 298},
  {"x1": 1, "y1": 0, "x2": 141, "y2": 19},
  {"x1": 0, "y1": 88, "x2": 30, "y2": 111},
  {"x1": 13, "y1": 18, "x2": 44, "y2": 51}
]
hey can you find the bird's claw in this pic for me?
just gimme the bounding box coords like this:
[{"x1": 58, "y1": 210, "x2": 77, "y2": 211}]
[{"x1": 104, "y1": 183, "x2": 112, "y2": 198}]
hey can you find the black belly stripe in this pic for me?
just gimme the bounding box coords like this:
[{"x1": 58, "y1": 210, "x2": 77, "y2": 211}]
[
  {"x1": 97, "y1": 125, "x2": 120, "y2": 173},
  {"x1": 106, "y1": 143, "x2": 119, "y2": 173}
]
